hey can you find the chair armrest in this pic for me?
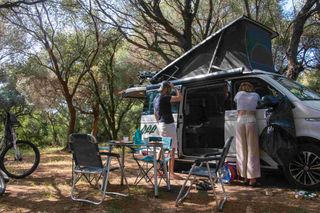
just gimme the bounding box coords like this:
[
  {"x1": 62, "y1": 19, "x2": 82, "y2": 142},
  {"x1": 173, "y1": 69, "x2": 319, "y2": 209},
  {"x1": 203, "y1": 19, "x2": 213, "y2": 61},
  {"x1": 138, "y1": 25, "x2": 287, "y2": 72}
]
[
  {"x1": 202, "y1": 152, "x2": 222, "y2": 157},
  {"x1": 195, "y1": 156, "x2": 220, "y2": 164},
  {"x1": 100, "y1": 152, "x2": 120, "y2": 158}
]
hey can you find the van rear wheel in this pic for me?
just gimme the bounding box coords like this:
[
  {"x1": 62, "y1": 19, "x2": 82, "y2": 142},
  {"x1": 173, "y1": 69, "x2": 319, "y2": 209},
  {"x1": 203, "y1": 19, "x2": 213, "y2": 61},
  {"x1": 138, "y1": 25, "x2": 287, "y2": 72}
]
[{"x1": 283, "y1": 144, "x2": 320, "y2": 190}]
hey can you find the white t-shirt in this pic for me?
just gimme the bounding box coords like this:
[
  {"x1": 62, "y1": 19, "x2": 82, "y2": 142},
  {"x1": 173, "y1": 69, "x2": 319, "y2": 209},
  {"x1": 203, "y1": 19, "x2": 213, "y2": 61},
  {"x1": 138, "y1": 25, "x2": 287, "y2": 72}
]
[{"x1": 234, "y1": 91, "x2": 260, "y2": 111}]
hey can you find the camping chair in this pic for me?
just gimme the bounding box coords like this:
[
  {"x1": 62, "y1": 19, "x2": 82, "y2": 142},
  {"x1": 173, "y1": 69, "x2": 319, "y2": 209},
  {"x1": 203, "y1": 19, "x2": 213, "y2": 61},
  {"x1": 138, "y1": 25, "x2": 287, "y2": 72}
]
[
  {"x1": 175, "y1": 136, "x2": 234, "y2": 212},
  {"x1": 132, "y1": 136, "x2": 172, "y2": 186},
  {"x1": 70, "y1": 133, "x2": 130, "y2": 205}
]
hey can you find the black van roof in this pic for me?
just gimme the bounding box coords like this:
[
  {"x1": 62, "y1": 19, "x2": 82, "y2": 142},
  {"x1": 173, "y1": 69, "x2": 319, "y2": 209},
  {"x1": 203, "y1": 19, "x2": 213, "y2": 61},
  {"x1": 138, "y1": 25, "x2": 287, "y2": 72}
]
[{"x1": 150, "y1": 16, "x2": 278, "y2": 84}]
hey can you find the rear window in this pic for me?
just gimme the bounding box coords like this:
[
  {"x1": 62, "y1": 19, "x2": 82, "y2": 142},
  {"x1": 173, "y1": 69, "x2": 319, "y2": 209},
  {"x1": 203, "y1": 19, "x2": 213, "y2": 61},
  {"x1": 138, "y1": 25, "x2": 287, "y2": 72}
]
[{"x1": 142, "y1": 90, "x2": 179, "y2": 115}]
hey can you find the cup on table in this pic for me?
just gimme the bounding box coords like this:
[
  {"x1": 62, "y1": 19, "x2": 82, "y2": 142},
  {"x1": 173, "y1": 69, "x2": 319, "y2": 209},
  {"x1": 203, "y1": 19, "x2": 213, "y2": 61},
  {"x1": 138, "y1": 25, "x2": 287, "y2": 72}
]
[
  {"x1": 143, "y1": 136, "x2": 149, "y2": 144},
  {"x1": 123, "y1": 136, "x2": 129, "y2": 142}
]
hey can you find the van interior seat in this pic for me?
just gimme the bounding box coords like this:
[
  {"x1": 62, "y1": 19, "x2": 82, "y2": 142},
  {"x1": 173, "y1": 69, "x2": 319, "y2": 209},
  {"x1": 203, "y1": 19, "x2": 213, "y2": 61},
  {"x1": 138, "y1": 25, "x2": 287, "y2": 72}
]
[{"x1": 255, "y1": 87, "x2": 269, "y2": 97}]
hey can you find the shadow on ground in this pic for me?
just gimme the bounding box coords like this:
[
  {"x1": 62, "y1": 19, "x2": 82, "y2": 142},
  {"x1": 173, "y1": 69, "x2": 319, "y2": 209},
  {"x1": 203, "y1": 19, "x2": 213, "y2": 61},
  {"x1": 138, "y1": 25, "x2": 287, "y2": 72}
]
[{"x1": 0, "y1": 149, "x2": 319, "y2": 213}]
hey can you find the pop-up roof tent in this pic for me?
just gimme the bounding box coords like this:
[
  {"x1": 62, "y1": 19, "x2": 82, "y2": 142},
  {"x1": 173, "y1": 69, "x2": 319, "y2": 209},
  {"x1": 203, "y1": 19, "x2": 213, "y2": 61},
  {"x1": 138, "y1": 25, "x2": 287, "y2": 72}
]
[{"x1": 150, "y1": 16, "x2": 278, "y2": 84}]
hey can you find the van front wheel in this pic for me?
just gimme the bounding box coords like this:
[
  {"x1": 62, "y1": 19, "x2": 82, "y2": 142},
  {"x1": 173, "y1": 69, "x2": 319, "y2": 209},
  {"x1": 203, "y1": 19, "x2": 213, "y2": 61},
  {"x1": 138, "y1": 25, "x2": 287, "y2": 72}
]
[{"x1": 283, "y1": 144, "x2": 320, "y2": 190}]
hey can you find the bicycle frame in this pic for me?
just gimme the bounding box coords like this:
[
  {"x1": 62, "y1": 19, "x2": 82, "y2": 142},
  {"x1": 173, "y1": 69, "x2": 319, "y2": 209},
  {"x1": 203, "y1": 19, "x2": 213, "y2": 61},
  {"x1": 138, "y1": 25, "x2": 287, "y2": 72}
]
[
  {"x1": 0, "y1": 112, "x2": 19, "y2": 183},
  {"x1": 1, "y1": 112, "x2": 21, "y2": 161},
  {"x1": 0, "y1": 111, "x2": 40, "y2": 179},
  {"x1": 0, "y1": 166, "x2": 9, "y2": 182}
]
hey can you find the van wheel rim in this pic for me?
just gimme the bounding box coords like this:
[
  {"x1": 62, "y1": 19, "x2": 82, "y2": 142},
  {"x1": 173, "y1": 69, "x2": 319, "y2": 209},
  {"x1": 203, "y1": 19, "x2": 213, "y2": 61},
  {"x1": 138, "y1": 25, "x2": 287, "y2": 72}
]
[{"x1": 289, "y1": 151, "x2": 320, "y2": 186}]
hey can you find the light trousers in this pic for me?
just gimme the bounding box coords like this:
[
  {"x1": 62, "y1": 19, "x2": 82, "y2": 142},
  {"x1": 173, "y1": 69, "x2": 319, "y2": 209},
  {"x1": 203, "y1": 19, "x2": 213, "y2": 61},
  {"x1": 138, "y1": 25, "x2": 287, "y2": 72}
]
[
  {"x1": 236, "y1": 115, "x2": 261, "y2": 179},
  {"x1": 158, "y1": 122, "x2": 177, "y2": 149}
]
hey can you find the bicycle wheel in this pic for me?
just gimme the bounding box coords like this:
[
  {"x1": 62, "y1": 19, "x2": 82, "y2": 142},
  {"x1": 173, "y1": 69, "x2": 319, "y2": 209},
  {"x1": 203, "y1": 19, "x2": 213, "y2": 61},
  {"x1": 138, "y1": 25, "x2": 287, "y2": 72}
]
[
  {"x1": 0, "y1": 140, "x2": 40, "y2": 179},
  {"x1": 0, "y1": 173, "x2": 5, "y2": 195}
]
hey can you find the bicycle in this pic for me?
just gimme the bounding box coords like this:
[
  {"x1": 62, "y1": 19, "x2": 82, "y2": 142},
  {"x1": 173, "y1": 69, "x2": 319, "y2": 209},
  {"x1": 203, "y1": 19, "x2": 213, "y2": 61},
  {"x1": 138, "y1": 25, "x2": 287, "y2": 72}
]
[
  {"x1": 0, "y1": 112, "x2": 40, "y2": 180},
  {"x1": 0, "y1": 168, "x2": 8, "y2": 195}
]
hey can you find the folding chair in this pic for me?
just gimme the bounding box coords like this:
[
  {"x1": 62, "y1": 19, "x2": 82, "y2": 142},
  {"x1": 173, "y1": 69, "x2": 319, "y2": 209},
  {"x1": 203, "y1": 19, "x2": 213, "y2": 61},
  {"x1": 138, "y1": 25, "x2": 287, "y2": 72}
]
[
  {"x1": 132, "y1": 136, "x2": 172, "y2": 186},
  {"x1": 175, "y1": 136, "x2": 234, "y2": 212},
  {"x1": 70, "y1": 133, "x2": 130, "y2": 205}
]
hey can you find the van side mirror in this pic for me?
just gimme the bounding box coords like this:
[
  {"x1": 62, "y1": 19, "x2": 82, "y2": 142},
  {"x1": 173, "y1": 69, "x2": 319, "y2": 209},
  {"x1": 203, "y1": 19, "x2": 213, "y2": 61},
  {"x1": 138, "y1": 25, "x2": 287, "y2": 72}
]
[{"x1": 260, "y1": 95, "x2": 279, "y2": 108}]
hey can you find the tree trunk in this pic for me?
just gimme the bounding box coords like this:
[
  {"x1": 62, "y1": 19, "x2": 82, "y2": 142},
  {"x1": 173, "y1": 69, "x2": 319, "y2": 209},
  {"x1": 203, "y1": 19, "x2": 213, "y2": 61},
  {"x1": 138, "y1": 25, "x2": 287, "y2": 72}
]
[
  {"x1": 286, "y1": 61, "x2": 304, "y2": 80},
  {"x1": 64, "y1": 96, "x2": 77, "y2": 150},
  {"x1": 286, "y1": 0, "x2": 319, "y2": 80},
  {"x1": 91, "y1": 102, "x2": 100, "y2": 137},
  {"x1": 243, "y1": 0, "x2": 251, "y2": 18},
  {"x1": 47, "y1": 113, "x2": 59, "y2": 145}
]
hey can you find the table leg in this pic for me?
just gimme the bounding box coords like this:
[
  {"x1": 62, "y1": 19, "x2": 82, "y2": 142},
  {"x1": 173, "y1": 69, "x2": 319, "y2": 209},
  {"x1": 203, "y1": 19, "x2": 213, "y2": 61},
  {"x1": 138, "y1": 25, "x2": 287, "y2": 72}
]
[
  {"x1": 121, "y1": 146, "x2": 125, "y2": 185},
  {"x1": 161, "y1": 147, "x2": 170, "y2": 191},
  {"x1": 153, "y1": 146, "x2": 158, "y2": 197}
]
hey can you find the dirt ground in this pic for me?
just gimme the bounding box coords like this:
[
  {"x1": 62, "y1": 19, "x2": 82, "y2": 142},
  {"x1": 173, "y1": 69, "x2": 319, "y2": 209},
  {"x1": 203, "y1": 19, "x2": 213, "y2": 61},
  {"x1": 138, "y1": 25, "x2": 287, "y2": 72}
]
[{"x1": 0, "y1": 148, "x2": 319, "y2": 213}]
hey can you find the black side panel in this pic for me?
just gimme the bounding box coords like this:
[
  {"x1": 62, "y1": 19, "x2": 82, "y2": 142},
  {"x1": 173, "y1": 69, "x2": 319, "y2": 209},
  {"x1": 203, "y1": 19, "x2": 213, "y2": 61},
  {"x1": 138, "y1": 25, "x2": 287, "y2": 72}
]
[{"x1": 182, "y1": 84, "x2": 227, "y2": 156}]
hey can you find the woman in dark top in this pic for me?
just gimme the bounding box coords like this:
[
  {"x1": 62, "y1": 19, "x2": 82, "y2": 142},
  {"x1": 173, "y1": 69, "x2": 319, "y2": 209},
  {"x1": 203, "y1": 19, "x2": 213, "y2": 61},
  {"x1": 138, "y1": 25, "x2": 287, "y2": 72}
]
[{"x1": 153, "y1": 81, "x2": 182, "y2": 179}]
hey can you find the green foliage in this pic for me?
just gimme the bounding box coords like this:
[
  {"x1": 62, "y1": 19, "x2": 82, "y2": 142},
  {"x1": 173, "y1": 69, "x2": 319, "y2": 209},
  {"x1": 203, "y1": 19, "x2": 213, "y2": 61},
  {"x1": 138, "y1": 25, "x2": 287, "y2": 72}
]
[
  {"x1": 299, "y1": 69, "x2": 320, "y2": 93},
  {"x1": 0, "y1": 84, "x2": 25, "y2": 111},
  {"x1": 14, "y1": 110, "x2": 69, "y2": 147},
  {"x1": 0, "y1": 0, "x2": 318, "y2": 148},
  {"x1": 117, "y1": 102, "x2": 143, "y2": 138},
  {"x1": 0, "y1": 69, "x2": 27, "y2": 112}
]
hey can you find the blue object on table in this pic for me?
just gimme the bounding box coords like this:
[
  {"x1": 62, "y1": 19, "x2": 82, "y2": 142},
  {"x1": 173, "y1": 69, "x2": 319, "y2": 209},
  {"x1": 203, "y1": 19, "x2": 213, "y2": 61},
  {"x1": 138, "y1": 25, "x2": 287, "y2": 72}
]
[
  {"x1": 133, "y1": 129, "x2": 143, "y2": 145},
  {"x1": 99, "y1": 146, "x2": 110, "y2": 152}
]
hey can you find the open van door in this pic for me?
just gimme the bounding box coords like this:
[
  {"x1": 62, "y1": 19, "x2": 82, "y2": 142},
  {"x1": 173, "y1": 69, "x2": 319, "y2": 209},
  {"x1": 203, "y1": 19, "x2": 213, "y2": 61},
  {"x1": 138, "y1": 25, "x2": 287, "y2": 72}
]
[{"x1": 178, "y1": 82, "x2": 227, "y2": 158}]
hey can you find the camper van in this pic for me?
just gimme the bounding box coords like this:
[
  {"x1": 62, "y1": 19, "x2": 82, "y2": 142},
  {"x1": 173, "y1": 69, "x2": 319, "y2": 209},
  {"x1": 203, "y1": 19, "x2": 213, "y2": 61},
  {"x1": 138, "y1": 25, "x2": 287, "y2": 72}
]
[{"x1": 123, "y1": 16, "x2": 320, "y2": 190}]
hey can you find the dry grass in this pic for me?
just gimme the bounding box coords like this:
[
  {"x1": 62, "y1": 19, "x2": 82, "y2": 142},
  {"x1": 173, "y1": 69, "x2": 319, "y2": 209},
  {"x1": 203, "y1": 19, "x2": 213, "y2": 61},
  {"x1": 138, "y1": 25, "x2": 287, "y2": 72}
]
[{"x1": 0, "y1": 148, "x2": 319, "y2": 213}]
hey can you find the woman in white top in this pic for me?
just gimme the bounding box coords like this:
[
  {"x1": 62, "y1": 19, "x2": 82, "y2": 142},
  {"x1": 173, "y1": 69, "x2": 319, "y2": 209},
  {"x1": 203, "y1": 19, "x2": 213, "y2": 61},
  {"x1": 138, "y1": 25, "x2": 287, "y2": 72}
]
[{"x1": 234, "y1": 82, "x2": 261, "y2": 186}]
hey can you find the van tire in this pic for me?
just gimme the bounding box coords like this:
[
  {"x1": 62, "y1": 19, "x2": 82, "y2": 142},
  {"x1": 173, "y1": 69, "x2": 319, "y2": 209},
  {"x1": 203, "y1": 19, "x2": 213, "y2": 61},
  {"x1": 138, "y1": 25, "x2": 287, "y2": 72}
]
[{"x1": 283, "y1": 144, "x2": 320, "y2": 190}]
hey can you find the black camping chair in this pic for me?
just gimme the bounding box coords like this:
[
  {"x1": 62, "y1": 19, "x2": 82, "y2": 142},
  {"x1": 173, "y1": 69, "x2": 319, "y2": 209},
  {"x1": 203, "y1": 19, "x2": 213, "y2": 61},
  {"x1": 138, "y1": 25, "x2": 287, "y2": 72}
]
[
  {"x1": 70, "y1": 133, "x2": 130, "y2": 205},
  {"x1": 175, "y1": 136, "x2": 234, "y2": 212}
]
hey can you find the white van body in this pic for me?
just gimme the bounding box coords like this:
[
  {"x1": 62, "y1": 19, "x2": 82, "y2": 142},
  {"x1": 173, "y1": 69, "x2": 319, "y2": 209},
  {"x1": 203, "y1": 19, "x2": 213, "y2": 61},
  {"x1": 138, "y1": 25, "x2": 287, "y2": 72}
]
[
  {"x1": 124, "y1": 16, "x2": 320, "y2": 189},
  {"x1": 127, "y1": 70, "x2": 320, "y2": 189}
]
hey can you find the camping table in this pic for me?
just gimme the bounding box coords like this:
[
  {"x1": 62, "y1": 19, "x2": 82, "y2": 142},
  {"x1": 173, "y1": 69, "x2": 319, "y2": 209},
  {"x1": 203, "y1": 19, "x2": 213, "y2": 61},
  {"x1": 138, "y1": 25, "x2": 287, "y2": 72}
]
[{"x1": 102, "y1": 140, "x2": 170, "y2": 197}]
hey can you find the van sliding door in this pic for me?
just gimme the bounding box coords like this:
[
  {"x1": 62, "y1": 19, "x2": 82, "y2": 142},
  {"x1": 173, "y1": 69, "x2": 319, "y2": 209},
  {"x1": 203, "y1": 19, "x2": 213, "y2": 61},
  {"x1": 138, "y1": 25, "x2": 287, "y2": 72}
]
[{"x1": 180, "y1": 83, "x2": 227, "y2": 157}]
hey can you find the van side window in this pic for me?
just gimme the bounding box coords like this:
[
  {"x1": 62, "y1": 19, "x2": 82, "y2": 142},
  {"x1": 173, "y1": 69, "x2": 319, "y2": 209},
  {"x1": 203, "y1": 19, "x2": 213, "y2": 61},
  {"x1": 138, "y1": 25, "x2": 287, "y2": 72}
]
[
  {"x1": 142, "y1": 90, "x2": 179, "y2": 115},
  {"x1": 232, "y1": 78, "x2": 283, "y2": 109},
  {"x1": 142, "y1": 90, "x2": 158, "y2": 115}
]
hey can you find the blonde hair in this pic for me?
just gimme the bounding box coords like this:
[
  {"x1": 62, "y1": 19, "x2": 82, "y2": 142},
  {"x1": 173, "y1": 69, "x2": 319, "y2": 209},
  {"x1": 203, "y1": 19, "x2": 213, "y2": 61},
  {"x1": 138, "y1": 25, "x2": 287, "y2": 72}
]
[{"x1": 239, "y1": 82, "x2": 254, "y2": 92}]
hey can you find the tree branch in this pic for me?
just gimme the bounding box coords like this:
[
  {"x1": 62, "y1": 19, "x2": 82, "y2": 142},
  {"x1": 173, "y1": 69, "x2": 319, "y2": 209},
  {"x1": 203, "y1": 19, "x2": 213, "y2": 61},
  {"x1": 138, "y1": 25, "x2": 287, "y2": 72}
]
[{"x1": 0, "y1": 0, "x2": 46, "y2": 9}]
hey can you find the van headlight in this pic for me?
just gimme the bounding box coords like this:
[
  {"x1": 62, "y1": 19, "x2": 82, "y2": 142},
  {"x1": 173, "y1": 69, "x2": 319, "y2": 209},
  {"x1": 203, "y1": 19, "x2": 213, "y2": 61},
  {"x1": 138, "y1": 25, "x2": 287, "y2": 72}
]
[{"x1": 305, "y1": 118, "x2": 320, "y2": 122}]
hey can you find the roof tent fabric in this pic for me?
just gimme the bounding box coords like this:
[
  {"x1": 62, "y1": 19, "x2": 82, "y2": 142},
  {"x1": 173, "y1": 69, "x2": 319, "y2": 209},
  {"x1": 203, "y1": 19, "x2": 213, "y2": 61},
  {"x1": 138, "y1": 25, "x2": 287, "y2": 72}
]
[{"x1": 150, "y1": 16, "x2": 278, "y2": 84}]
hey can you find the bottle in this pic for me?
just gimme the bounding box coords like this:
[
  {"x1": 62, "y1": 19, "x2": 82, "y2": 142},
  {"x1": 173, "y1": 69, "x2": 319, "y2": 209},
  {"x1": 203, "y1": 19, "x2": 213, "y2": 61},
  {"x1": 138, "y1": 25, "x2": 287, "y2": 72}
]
[{"x1": 134, "y1": 129, "x2": 142, "y2": 144}]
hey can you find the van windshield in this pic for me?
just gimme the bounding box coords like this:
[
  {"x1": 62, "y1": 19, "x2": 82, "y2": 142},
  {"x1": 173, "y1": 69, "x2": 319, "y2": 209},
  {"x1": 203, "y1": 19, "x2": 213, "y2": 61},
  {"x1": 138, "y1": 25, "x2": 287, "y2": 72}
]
[
  {"x1": 142, "y1": 90, "x2": 179, "y2": 115},
  {"x1": 272, "y1": 76, "x2": 320, "y2": 101}
]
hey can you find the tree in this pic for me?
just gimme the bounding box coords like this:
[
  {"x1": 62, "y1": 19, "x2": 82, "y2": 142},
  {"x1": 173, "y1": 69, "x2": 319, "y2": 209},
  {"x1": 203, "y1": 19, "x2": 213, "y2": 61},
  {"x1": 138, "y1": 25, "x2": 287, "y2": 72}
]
[
  {"x1": 0, "y1": 0, "x2": 46, "y2": 9},
  {"x1": 89, "y1": 33, "x2": 139, "y2": 140},
  {"x1": 0, "y1": 1, "x2": 101, "y2": 147},
  {"x1": 93, "y1": 0, "x2": 232, "y2": 67},
  {"x1": 0, "y1": 69, "x2": 26, "y2": 112},
  {"x1": 286, "y1": 0, "x2": 320, "y2": 80}
]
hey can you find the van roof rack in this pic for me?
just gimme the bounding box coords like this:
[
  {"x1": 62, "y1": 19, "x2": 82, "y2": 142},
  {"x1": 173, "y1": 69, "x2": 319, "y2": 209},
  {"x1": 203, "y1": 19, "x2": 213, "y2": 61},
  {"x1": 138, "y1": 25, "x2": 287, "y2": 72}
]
[{"x1": 147, "y1": 67, "x2": 245, "y2": 90}]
